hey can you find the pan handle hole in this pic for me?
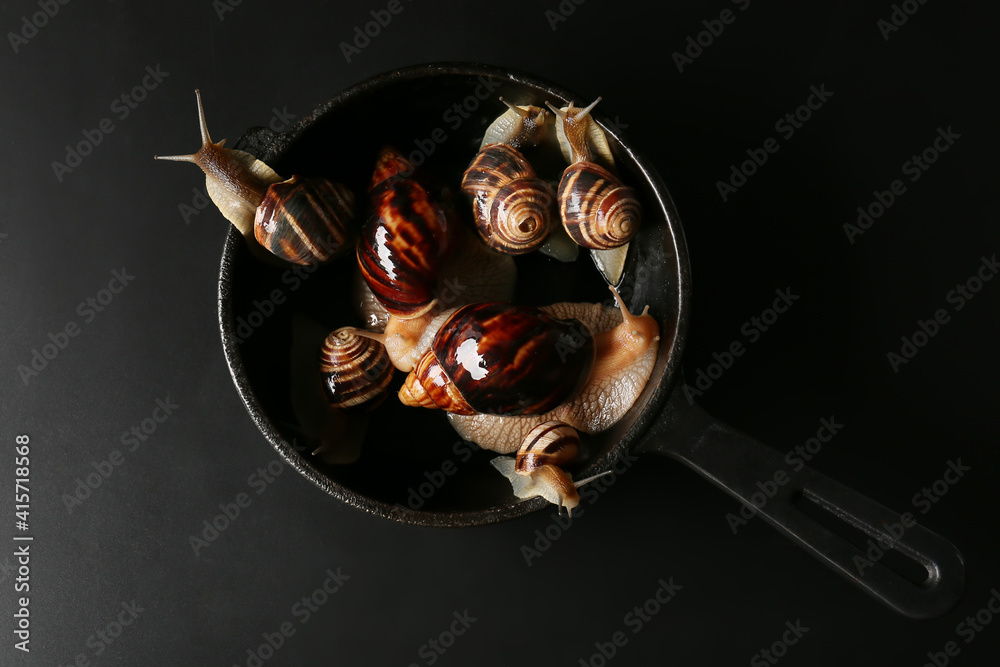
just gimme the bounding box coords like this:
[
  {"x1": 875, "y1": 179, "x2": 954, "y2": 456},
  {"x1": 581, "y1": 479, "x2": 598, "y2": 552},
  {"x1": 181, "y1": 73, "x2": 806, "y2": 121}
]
[{"x1": 792, "y1": 491, "x2": 932, "y2": 587}]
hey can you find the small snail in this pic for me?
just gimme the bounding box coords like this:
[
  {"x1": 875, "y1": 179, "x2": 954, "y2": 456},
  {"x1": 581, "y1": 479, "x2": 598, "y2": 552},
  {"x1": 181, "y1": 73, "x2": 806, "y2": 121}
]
[
  {"x1": 398, "y1": 287, "x2": 660, "y2": 509},
  {"x1": 356, "y1": 146, "x2": 458, "y2": 320},
  {"x1": 490, "y1": 421, "x2": 611, "y2": 515},
  {"x1": 461, "y1": 99, "x2": 557, "y2": 255},
  {"x1": 547, "y1": 98, "x2": 643, "y2": 285},
  {"x1": 319, "y1": 327, "x2": 394, "y2": 413},
  {"x1": 547, "y1": 98, "x2": 642, "y2": 250},
  {"x1": 155, "y1": 90, "x2": 356, "y2": 266}
]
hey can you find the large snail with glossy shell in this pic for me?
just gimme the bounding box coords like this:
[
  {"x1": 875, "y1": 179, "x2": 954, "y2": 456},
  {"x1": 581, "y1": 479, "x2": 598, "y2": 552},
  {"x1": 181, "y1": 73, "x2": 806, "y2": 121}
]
[
  {"x1": 155, "y1": 90, "x2": 356, "y2": 266},
  {"x1": 398, "y1": 302, "x2": 595, "y2": 415},
  {"x1": 397, "y1": 286, "x2": 660, "y2": 512},
  {"x1": 461, "y1": 99, "x2": 557, "y2": 255},
  {"x1": 357, "y1": 146, "x2": 458, "y2": 321}
]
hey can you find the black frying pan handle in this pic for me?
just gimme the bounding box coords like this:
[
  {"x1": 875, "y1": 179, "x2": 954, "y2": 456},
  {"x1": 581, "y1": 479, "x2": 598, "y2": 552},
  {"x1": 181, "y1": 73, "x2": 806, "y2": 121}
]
[{"x1": 638, "y1": 386, "x2": 965, "y2": 619}]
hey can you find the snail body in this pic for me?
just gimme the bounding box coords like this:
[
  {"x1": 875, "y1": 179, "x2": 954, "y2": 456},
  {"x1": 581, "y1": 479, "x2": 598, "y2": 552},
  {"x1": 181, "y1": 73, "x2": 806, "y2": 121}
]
[
  {"x1": 461, "y1": 100, "x2": 557, "y2": 255},
  {"x1": 357, "y1": 146, "x2": 458, "y2": 319},
  {"x1": 155, "y1": 91, "x2": 356, "y2": 266}
]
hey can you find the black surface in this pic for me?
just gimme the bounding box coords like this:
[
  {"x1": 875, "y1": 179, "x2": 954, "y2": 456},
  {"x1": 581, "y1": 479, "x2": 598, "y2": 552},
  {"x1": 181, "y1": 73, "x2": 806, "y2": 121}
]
[{"x1": 1, "y1": 1, "x2": 997, "y2": 666}]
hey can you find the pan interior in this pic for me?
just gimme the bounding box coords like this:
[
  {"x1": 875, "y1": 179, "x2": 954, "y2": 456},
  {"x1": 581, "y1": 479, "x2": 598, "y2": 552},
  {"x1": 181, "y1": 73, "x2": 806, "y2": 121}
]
[{"x1": 219, "y1": 64, "x2": 687, "y2": 525}]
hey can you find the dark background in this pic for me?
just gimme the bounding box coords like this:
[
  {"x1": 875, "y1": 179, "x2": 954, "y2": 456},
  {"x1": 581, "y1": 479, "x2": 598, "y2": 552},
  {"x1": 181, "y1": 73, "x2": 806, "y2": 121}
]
[{"x1": 1, "y1": 0, "x2": 997, "y2": 665}]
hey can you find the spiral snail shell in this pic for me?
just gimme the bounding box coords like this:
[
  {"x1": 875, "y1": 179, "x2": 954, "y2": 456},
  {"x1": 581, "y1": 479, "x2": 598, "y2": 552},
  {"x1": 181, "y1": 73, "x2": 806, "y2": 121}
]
[
  {"x1": 489, "y1": 420, "x2": 613, "y2": 514},
  {"x1": 546, "y1": 99, "x2": 642, "y2": 252},
  {"x1": 319, "y1": 327, "x2": 394, "y2": 413},
  {"x1": 461, "y1": 100, "x2": 557, "y2": 255},
  {"x1": 357, "y1": 146, "x2": 458, "y2": 319},
  {"x1": 398, "y1": 302, "x2": 596, "y2": 416},
  {"x1": 155, "y1": 90, "x2": 356, "y2": 266},
  {"x1": 515, "y1": 420, "x2": 580, "y2": 473}
]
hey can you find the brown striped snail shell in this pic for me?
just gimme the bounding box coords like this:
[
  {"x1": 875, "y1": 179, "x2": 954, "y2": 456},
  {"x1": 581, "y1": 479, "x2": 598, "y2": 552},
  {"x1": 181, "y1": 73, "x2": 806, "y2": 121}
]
[
  {"x1": 462, "y1": 144, "x2": 556, "y2": 255},
  {"x1": 255, "y1": 176, "x2": 356, "y2": 265},
  {"x1": 155, "y1": 90, "x2": 356, "y2": 266},
  {"x1": 515, "y1": 420, "x2": 580, "y2": 474},
  {"x1": 461, "y1": 100, "x2": 556, "y2": 255},
  {"x1": 546, "y1": 99, "x2": 642, "y2": 251},
  {"x1": 319, "y1": 327, "x2": 394, "y2": 413},
  {"x1": 558, "y1": 161, "x2": 642, "y2": 250},
  {"x1": 398, "y1": 302, "x2": 595, "y2": 415},
  {"x1": 357, "y1": 146, "x2": 457, "y2": 319}
]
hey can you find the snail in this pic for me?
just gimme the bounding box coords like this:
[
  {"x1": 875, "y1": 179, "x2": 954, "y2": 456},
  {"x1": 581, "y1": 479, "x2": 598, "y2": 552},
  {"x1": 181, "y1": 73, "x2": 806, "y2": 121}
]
[
  {"x1": 319, "y1": 327, "x2": 394, "y2": 413},
  {"x1": 356, "y1": 146, "x2": 458, "y2": 320},
  {"x1": 546, "y1": 98, "x2": 642, "y2": 285},
  {"x1": 461, "y1": 99, "x2": 557, "y2": 255},
  {"x1": 398, "y1": 302, "x2": 595, "y2": 415},
  {"x1": 155, "y1": 90, "x2": 356, "y2": 266},
  {"x1": 489, "y1": 421, "x2": 612, "y2": 514},
  {"x1": 396, "y1": 286, "x2": 660, "y2": 510}
]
